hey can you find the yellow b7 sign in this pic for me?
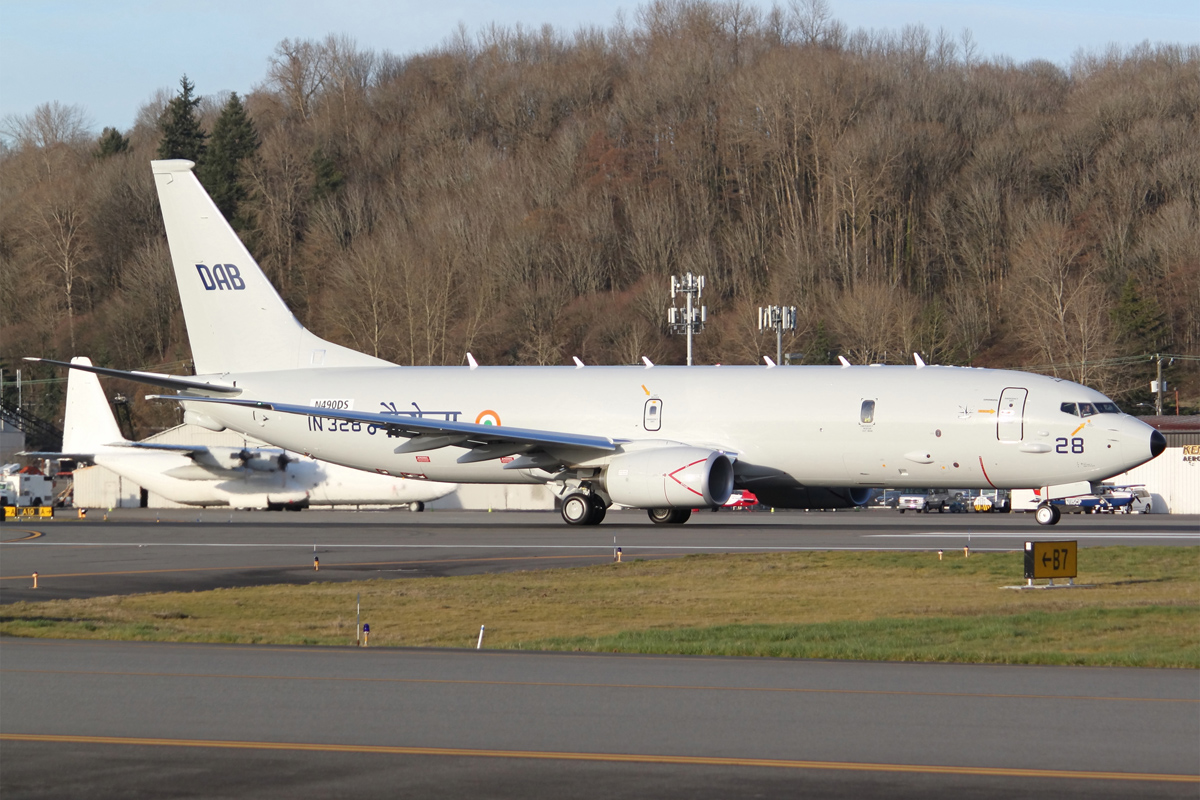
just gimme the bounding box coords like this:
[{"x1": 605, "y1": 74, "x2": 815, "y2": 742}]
[{"x1": 1025, "y1": 541, "x2": 1077, "y2": 580}]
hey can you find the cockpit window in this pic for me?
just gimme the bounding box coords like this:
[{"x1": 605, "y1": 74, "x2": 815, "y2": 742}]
[{"x1": 1062, "y1": 401, "x2": 1121, "y2": 417}]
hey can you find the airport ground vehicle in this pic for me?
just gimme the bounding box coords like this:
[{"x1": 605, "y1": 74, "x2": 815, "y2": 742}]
[
  {"x1": 896, "y1": 492, "x2": 928, "y2": 513},
  {"x1": 0, "y1": 465, "x2": 54, "y2": 507}
]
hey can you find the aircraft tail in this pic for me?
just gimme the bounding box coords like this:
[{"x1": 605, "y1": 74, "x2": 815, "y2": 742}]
[
  {"x1": 151, "y1": 160, "x2": 390, "y2": 375},
  {"x1": 61, "y1": 358, "x2": 129, "y2": 453}
]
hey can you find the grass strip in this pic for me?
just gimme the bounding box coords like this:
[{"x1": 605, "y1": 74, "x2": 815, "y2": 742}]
[{"x1": 2, "y1": 547, "x2": 1197, "y2": 667}]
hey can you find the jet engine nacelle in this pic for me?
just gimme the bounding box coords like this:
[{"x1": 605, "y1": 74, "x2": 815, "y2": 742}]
[
  {"x1": 603, "y1": 447, "x2": 734, "y2": 509},
  {"x1": 752, "y1": 486, "x2": 874, "y2": 509}
]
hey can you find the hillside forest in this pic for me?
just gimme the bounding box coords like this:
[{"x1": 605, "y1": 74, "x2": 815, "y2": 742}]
[{"x1": 1, "y1": 0, "x2": 1197, "y2": 436}]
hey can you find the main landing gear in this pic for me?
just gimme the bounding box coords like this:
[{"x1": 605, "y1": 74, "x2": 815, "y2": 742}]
[
  {"x1": 648, "y1": 508, "x2": 691, "y2": 525},
  {"x1": 561, "y1": 492, "x2": 607, "y2": 526},
  {"x1": 1035, "y1": 503, "x2": 1061, "y2": 526},
  {"x1": 558, "y1": 493, "x2": 693, "y2": 526}
]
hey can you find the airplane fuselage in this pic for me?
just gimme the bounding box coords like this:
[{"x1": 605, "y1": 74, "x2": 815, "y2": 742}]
[{"x1": 184, "y1": 363, "x2": 1160, "y2": 497}]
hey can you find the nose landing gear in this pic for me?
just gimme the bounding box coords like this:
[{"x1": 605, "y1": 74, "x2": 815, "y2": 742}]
[{"x1": 1035, "y1": 503, "x2": 1061, "y2": 526}]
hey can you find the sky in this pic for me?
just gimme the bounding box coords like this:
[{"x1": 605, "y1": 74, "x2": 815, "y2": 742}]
[{"x1": 1, "y1": 0, "x2": 1197, "y2": 135}]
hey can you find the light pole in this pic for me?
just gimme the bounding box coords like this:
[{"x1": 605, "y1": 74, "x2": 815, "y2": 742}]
[
  {"x1": 668, "y1": 273, "x2": 706, "y2": 366},
  {"x1": 758, "y1": 305, "x2": 797, "y2": 365}
]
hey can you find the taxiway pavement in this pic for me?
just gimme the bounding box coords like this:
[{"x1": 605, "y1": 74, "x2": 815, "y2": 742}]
[
  {"x1": 1, "y1": 638, "x2": 1196, "y2": 799},
  {"x1": 4, "y1": 510, "x2": 1197, "y2": 798}
]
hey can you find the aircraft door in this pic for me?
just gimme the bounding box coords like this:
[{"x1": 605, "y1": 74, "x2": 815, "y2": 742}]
[
  {"x1": 997, "y1": 387, "x2": 1027, "y2": 442},
  {"x1": 644, "y1": 399, "x2": 662, "y2": 432}
]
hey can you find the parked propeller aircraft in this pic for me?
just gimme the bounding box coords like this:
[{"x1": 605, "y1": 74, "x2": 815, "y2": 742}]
[
  {"x1": 27, "y1": 160, "x2": 1166, "y2": 526},
  {"x1": 22, "y1": 359, "x2": 456, "y2": 511}
]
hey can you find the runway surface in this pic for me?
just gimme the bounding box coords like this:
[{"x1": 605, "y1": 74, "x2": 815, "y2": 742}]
[
  {"x1": 2, "y1": 638, "x2": 1197, "y2": 799},
  {"x1": 2, "y1": 508, "x2": 1197, "y2": 603}
]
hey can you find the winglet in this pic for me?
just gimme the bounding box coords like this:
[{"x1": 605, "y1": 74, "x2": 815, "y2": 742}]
[
  {"x1": 642, "y1": 357, "x2": 654, "y2": 368},
  {"x1": 913, "y1": 353, "x2": 926, "y2": 368},
  {"x1": 573, "y1": 357, "x2": 585, "y2": 368},
  {"x1": 838, "y1": 356, "x2": 851, "y2": 367},
  {"x1": 466, "y1": 352, "x2": 478, "y2": 370},
  {"x1": 763, "y1": 356, "x2": 776, "y2": 368}
]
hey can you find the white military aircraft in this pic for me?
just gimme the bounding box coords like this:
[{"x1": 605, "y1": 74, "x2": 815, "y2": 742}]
[
  {"x1": 28, "y1": 160, "x2": 1166, "y2": 526},
  {"x1": 24, "y1": 358, "x2": 456, "y2": 511}
]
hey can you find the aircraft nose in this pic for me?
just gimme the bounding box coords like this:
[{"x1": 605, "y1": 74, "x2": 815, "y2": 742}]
[{"x1": 1150, "y1": 429, "x2": 1166, "y2": 458}]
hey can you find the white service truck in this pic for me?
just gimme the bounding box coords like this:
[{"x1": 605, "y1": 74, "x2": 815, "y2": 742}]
[{"x1": 0, "y1": 465, "x2": 55, "y2": 507}]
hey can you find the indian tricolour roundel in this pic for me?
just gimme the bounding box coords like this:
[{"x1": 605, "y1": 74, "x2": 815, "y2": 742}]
[{"x1": 475, "y1": 410, "x2": 501, "y2": 426}]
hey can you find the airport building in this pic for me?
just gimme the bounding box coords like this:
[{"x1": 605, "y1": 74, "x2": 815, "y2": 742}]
[{"x1": 1107, "y1": 416, "x2": 1200, "y2": 514}]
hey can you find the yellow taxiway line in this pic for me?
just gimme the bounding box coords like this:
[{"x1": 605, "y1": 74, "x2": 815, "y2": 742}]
[{"x1": 2, "y1": 734, "x2": 1195, "y2": 783}]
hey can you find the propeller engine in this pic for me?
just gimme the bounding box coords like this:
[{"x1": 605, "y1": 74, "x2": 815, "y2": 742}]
[{"x1": 230, "y1": 448, "x2": 292, "y2": 472}]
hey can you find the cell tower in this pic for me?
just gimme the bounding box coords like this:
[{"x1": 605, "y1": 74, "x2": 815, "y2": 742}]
[
  {"x1": 668, "y1": 273, "x2": 706, "y2": 366},
  {"x1": 758, "y1": 305, "x2": 797, "y2": 365}
]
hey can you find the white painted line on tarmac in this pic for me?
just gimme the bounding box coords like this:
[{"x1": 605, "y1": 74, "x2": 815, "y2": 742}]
[
  {"x1": 869, "y1": 532, "x2": 1199, "y2": 539},
  {"x1": 0, "y1": 541, "x2": 1015, "y2": 552}
]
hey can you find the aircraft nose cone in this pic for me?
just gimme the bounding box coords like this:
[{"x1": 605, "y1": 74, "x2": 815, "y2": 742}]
[{"x1": 1150, "y1": 429, "x2": 1166, "y2": 458}]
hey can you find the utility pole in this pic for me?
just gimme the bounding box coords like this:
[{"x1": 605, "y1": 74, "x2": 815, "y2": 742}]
[
  {"x1": 1153, "y1": 354, "x2": 1164, "y2": 416},
  {"x1": 758, "y1": 305, "x2": 797, "y2": 365},
  {"x1": 668, "y1": 273, "x2": 706, "y2": 366}
]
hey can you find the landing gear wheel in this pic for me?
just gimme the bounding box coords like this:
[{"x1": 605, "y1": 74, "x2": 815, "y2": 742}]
[
  {"x1": 648, "y1": 508, "x2": 691, "y2": 525},
  {"x1": 561, "y1": 493, "x2": 593, "y2": 526},
  {"x1": 1035, "y1": 504, "x2": 1061, "y2": 526},
  {"x1": 588, "y1": 495, "x2": 607, "y2": 525},
  {"x1": 409, "y1": 501, "x2": 425, "y2": 512}
]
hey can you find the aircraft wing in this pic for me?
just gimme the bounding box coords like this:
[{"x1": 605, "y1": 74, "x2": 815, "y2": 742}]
[
  {"x1": 25, "y1": 358, "x2": 241, "y2": 396},
  {"x1": 106, "y1": 440, "x2": 241, "y2": 470},
  {"x1": 19, "y1": 451, "x2": 100, "y2": 462},
  {"x1": 149, "y1": 394, "x2": 619, "y2": 463}
]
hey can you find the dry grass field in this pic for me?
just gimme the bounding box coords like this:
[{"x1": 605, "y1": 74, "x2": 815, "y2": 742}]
[{"x1": 2, "y1": 547, "x2": 1196, "y2": 667}]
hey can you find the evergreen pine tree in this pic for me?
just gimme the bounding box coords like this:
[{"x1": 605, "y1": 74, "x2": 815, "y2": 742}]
[
  {"x1": 311, "y1": 148, "x2": 345, "y2": 201},
  {"x1": 157, "y1": 75, "x2": 206, "y2": 163},
  {"x1": 198, "y1": 92, "x2": 259, "y2": 223},
  {"x1": 803, "y1": 321, "x2": 838, "y2": 365},
  {"x1": 94, "y1": 127, "x2": 129, "y2": 158},
  {"x1": 1111, "y1": 275, "x2": 1169, "y2": 355}
]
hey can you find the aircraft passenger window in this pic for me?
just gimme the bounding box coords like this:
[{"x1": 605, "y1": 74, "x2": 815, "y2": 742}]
[
  {"x1": 1096, "y1": 402, "x2": 1121, "y2": 414},
  {"x1": 1079, "y1": 403, "x2": 1097, "y2": 417},
  {"x1": 1060, "y1": 402, "x2": 1078, "y2": 416},
  {"x1": 860, "y1": 400, "x2": 875, "y2": 424}
]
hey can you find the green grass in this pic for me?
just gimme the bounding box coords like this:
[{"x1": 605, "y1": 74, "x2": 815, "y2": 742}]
[
  {"x1": 528, "y1": 606, "x2": 1199, "y2": 666},
  {"x1": 2, "y1": 547, "x2": 1197, "y2": 667}
]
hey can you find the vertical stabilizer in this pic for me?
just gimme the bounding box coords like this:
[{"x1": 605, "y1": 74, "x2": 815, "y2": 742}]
[
  {"x1": 62, "y1": 358, "x2": 128, "y2": 453},
  {"x1": 151, "y1": 160, "x2": 390, "y2": 375}
]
